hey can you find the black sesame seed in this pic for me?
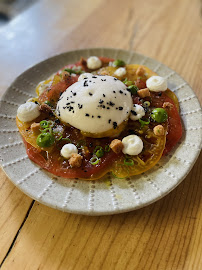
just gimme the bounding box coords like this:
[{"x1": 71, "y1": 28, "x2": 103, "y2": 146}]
[
  {"x1": 103, "y1": 94, "x2": 106, "y2": 97},
  {"x1": 78, "y1": 104, "x2": 83, "y2": 109},
  {"x1": 71, "y1": 101, "x2": 75, "y2": 103},
  {"x1": 119, "y1": 90, "x2": 123, "y2": 94},
  {"x1": 131, "y1": 110, "x2": 137, "y2": 115},
  {"x1": 73, "y1": 92, "x2": 76, "y2": 96},
  {"x1": 114, "y1": 78, "x2": 118, "y2": 81},
  {"x1": 92, "y1": 115, "x2": 94, "y2": 118},
  {"x1": 89, "y1": 92, "x2": 93, "y2": 96},
  {"x1": 102, "y1": 105, "x2": 105, "y2": 108},
  {"x1": 113, "y1": 91, "x2": 116, "y2": 93},
  {"x1": 99, "y1": 99, "x2": 104, "y2": 104},
  {"x1": 101, "y1": 79, "x2": 106, "y2": 81},
  {"x1": 109, "y1": 101, "x2": 115, "y2": 106},
  {"x1": 55, "y1": 119, "x2": 60, "y2": 124},
  {"x1": 84, "y1": 80, "x2": 88, "y2": 87},
  {"x1": 108, "y1": 119, "x2": 111, "y2": 123},
  {"x1": 119, "y1": 107, "x2": 123, "y2": 110},
  {"x1": 97, "y1": 115, "x2": 101, "y2": 118},
  {"x1": 85, "y1": 113, "x2": 90, "y2": 117},
  {"x1": 92, "y1": 76, "x2": 97, "y2": 78},
  {"x1": 113, "y1": 122, "x2": 117, "y2": 129},
  {"x1": 107, "y1": 107, "x2": 110, "y2": 109}
]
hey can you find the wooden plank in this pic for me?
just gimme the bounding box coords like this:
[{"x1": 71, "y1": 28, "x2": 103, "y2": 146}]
[
  {"x1": 0, "y1": 0, "x2": 201, "y2": 268},
  {"x1": 0, "y1": 171, "x2": 32, "y2": 263},
  {"x1": 1, "y1": 154, "x2": 201, "y2": 270},
  {"x1": 0, "y1": 0, "x2": 102, "y2": 264}
]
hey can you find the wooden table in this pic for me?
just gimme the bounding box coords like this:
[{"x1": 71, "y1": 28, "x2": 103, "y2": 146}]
[{"x1": 0, "y1": 0, "x2": 201, "y2": 269}]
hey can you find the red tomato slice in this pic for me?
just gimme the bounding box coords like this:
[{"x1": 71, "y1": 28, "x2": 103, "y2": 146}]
[
  {"x1": 23, "y1": 138, "x2": 120, "y2": 180},
  {"x1": 38, "y1": 76, "x2": 79, "y2": 104},
  {"x1": 150, "y1": 92, "x2": 182, "y2": 155}
]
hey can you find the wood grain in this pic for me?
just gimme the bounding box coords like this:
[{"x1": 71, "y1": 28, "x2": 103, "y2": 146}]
[{"x1": 0, "y1": 0, "x2": 201, "y2": 269}]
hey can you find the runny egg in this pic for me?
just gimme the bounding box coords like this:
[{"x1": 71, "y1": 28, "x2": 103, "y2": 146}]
[{"x1": 56, "y1": 74, "x2": 133, "y2": 138}]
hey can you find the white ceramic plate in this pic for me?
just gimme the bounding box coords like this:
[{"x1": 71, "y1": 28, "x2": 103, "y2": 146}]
[{"x1": 0, "y1": 48, "x2": 201, "y2": 215}]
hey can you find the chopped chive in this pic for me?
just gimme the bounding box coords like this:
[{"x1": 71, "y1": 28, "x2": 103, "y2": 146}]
[
  {"x1": 127, "y1": 85, "x2": 139, "y2": 94},
  {"x1": 61, "y1": 138, "x2": 71, "y2": 143},
  {"x1": 95, "y1": 149, "x2": 104, "y2": 158},
  {"x1": 90, "y1": 156, "x2": 100, "y2": 165},
  {"x1": 40, "y1": 120, "x2": 49, "y2": 129},
  {"x1": 104, "y1": 145, "x2": 110, "y2": 152},
  {"x1": 113, "y1": 59, "x2": 126, "y2": 67},
  {"x1": 124, "y1": 157, "x2": 134, "y2": 166},
  {"x1": 93, "y1": 146, "x2": 103, "y2": 153},
  {"x1": 44, "y1": 100, "x2": 52, "y2": 107},
  {"x1": 139, "y1": 118, "x2": 150, "y2": 127},
  {"x1": 143, "y1": 101, "x2": 151, "y2": 107},
  {"x1": 64, "y1": 68, "x2": 84, "y2": 75}
]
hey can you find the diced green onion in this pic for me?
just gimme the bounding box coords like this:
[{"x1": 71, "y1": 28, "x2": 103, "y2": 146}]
[
  {"x1": 77, "y1": 140, "x2": 87, "y2": 148},
  {"x1": 113, "y1": 59, "x2": 126, "y2": 67},
  {"x1": 40, "y1": 120, "x2": 50, "y2": 129},
  {"x1": 123, "y1": 78, "x2": 133, "y2": 86},
  {"x1": 44, "y1": 101, "x2": 52, "y2": 107},
  {"x1": 90, "y1": 156, "x2": 100, "y2": 165},
  {"x1": 124, "y1": 157, "x2": 134, "y2": 166},
  {"x1": 127, "y1": 85, "x2": 139, "y2": 94},
  {"x1": 96, "y1": 149, "x2": 104, "y2": 158},
  {"x1": 139, "y1": 118, "x2": 150, "y2": 127},
  {"x1": 36, "y1": 133, "x2": 55, "y2": 147},
  {"x1": 104, "y1": 145, "x2": 110, "y2": 152},
  {"x1": 143, "y1": 101, "x2": 150, "y2": 107},
  {"x1": 56, "y1": 135, "x2": 63, "y2": 141},
  {"x1": 123, "y1": 78, "x2": 128, "y2": 84},
  {"x1": 93, "y1": 146, "x2": 103, "y2": 153},
  {"x1": 64, "y1": 68, "x2": 84, "y2": 75},
  {"x1": 61, "y1": 138, "x2": 72, "y2": 143}
]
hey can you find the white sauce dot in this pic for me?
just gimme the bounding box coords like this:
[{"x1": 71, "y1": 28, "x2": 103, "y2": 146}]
[
  {"x1": 87, "y1": 56, "x2": 102, "y2": 69},
  {"x1": 146, "y1": 76, "x2": 167, "y2": 92},
  {"x1": 114, "y1": 67, "x2": 126, "y2": 77},
  {"x1": 17, "y1": 102, "x2": 40, "y2": 122},
  {"x1": 122, "y1": 135, "x2": 143, "y2": 155},
  {"x1": 60, "y1": 143, "x2": 78, "y2": 159}
]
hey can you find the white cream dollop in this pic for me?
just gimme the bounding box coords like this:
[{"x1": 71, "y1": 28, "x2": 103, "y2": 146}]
[
  {"x1": 130, "y1": 104, "x2": 145, "y2": 121},
  {"x1": 87, "y1": 56, "x2": 102, "y2": 69},
  {"x1": 122, "y1": 135, "x2": 143, "y2": 155},
  {"x1": 146, "y1": 76, "x2": 167, "y2": 92},
  {"x1": 114, "y1": 67, "x2": 126, "y2": 77},
  {"x1": 60, "y1": 144, "x2": 78, "y2": 159},
  {"x1": 56, "y1": 75, "x2": 133, "y2": 134},
  {"x1": 17, "y1": 102, "x2": 40, "y2": 122}
]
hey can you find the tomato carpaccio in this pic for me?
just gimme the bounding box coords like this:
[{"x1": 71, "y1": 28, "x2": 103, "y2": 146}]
[{"x1": 18, "y1": 57, "x2": 182, "y2": 180}]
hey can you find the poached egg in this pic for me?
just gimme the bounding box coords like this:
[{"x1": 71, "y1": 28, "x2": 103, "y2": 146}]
[{"x1": 56, "y1": 74, "x2": 133, "y2": 137}]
